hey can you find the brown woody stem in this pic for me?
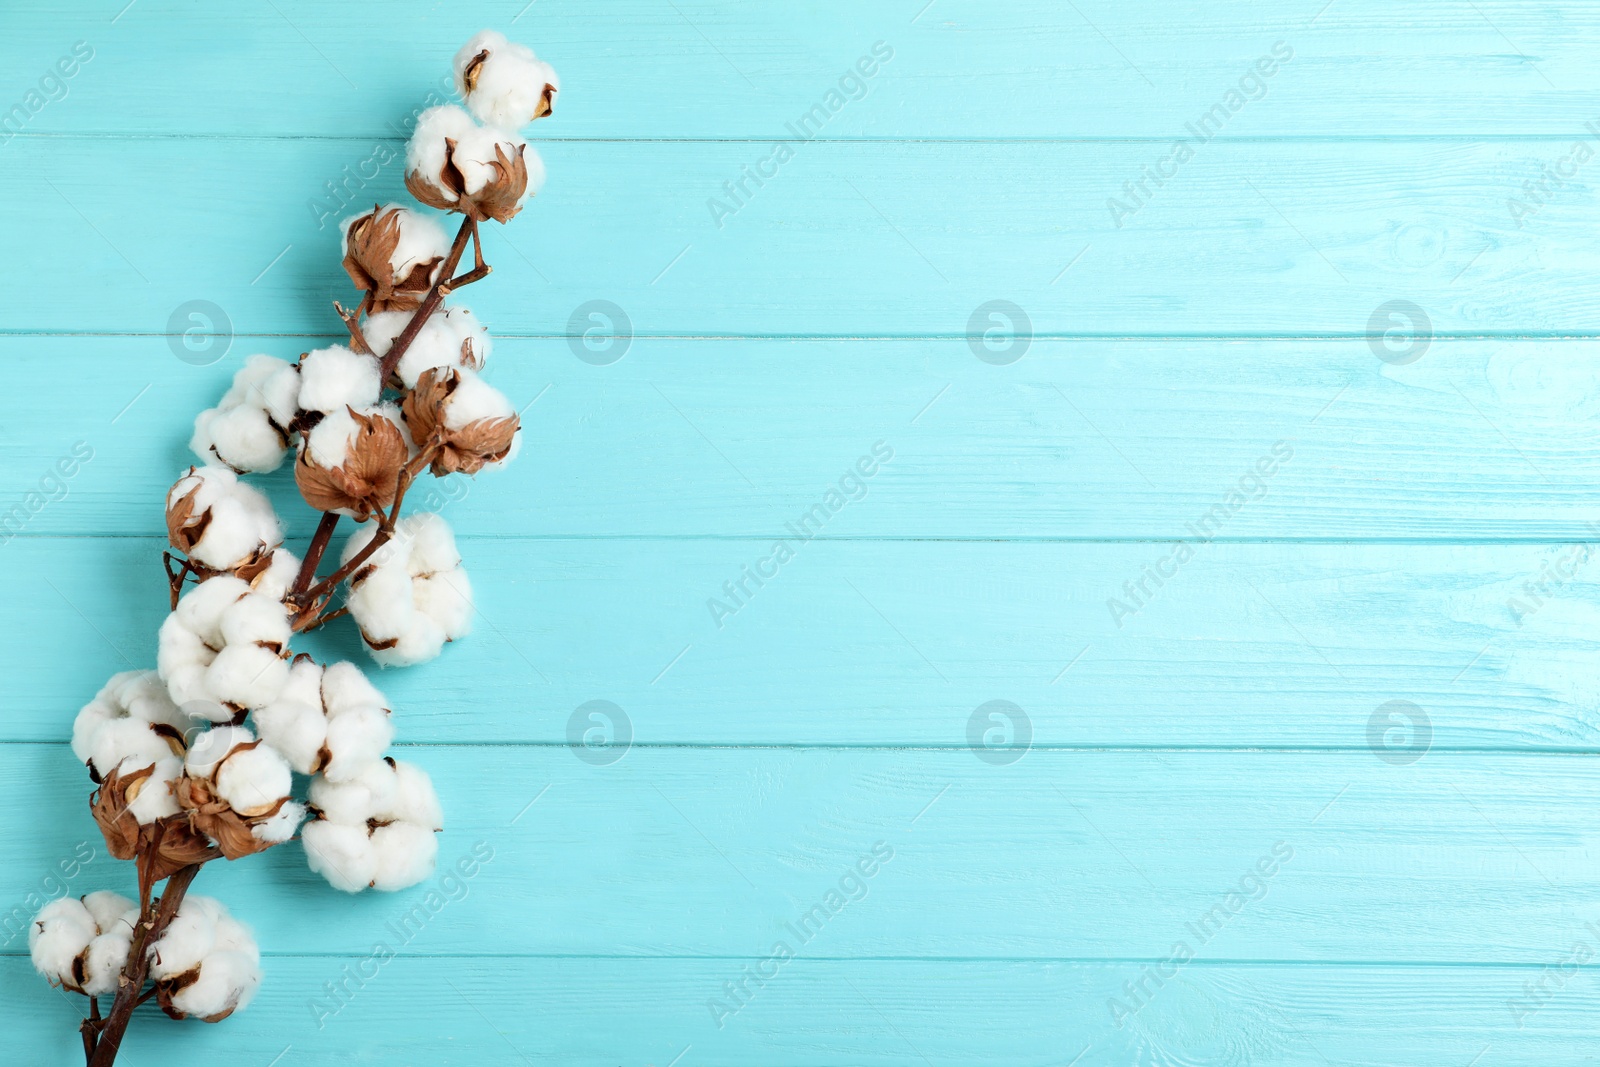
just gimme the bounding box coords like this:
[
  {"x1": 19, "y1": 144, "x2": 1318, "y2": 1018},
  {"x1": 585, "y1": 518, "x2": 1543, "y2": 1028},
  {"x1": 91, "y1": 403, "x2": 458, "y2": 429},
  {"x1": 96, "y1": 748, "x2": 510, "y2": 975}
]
[
  {"x1": 376, "y1": 216, "x2": 483, "y2": 381},
  {"x1": 297, "y1": 442, "x2": 439, "y2": 611},
  {"x1": 290, "y1": 511, "x2": 341, "y2": 601},
  {"x1": 85, "y1": 864, "x2": 203, "y2": 1067}
]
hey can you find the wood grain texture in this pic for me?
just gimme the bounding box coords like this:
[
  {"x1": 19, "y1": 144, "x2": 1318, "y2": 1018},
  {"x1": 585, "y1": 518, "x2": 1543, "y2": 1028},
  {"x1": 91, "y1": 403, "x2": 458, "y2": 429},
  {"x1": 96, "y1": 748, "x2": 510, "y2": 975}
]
[
  {"x1": 8, "y1": 336, "x2": 1600, "y2": 539},
  {"x1": 0, "y1": 746, "x2": 1595, "y2": 964},
  {"x1": 5, "y1": 138, "x2": 1600, "y2": 335},
  {"x1": 3, "y1": 0, "x2": 1597, "y2": 139},
  {"x1": 6, "y1": 536, "x2": 1600, "y2": 748},
  {"x1": 9, "y1": 956, "x2": 1595, "y2": 1066},
  {"x1": 4, "y1": 0, "x2": 1598, "y2": 1062}
]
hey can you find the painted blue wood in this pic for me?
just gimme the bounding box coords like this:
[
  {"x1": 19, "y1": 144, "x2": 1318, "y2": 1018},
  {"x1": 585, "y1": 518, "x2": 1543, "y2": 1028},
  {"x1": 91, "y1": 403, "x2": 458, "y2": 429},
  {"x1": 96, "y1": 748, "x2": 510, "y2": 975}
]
[{"x1": 3, "y1": 1, "x2": 1598, "y2": 1064}]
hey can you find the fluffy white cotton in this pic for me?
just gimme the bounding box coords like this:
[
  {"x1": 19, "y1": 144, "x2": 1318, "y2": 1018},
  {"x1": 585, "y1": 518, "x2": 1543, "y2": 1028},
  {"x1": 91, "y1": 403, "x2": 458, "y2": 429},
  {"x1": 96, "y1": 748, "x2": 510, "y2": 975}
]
[
  {"x1": 342, "y1": 203, "x2": 450, "y2": 281},
  {"x1": 302, "y1": 403, "x2": 414, "y2": 472},
  {"x1": 301, "y1": 821, "x2": 377, "y2": 893},
  {"x1": 149, "y1": 896, "x2": 261, "y2": 1020},
  {"x1": 244, "y1": 546, "x2": 302, "y2": 602},
  {"x1": 168, "y1": 466, "x2": 283, "y2": 572},
  {"x1": 370, "y1": 822, "x2": 439, "y2": 891},
  {"x1": 184, "y1": 725, "x2": 257, "y2": 779},
  {"x1": 365, "y1": 304, "x2": 492, "y2": 387},
  {"x1": 454, "y1": 29, "x2": 560, "y2": 130},
  {"x1": 168, "y1": 949, "x2": 261, "y2": 1020},
  {"x1": 148, "y1": 895, "x2": 223, "y2": 979},
  {"x1": 30, "y1": 893, "x2": 137, "y2": 994},
  {"x1": 28, "y1": 897, "x2": 97, "y2": 987},
  {"x1": 406, "y1": 104, "x2": 543, "y2": 204},
  {"x1": 190, "y1": 356, "x2": 301, "y2": 473},
  {"x1": 158, "y1": 578, "x2": 291, "y2": 715},
  {"x1": 250, "y1": 800, "x2": 307, "y2": 844},
  {"x1": 72, "y1": 670, "x2": 186, "y2": 771},
  {"x1": 303, "y1": 758, "x2": 441, "y2": 892},
  {"x1": 342, "y1": 512, "x2": 473, "y2": 666},
  {"x1": 296, "y1": 345, "x2": 381, "y2": 415},
  {"x1": 213, "y1": 742, "x2": 293, "y2": 816},
  {"x1": 126, "y1": 755, "x2": 184, "y2": 823}
]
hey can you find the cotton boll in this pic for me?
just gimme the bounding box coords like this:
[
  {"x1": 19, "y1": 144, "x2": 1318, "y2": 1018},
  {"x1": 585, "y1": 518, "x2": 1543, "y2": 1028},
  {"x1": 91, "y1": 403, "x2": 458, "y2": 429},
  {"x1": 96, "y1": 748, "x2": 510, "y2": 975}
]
[
  {"x1": 361, "y1": 310, "x2": 410, "y2": 357},
  {"x1": 370, "y1": 822, "x2": 438, "y2": 891},
  {"x1": 454, "y1": 29, "x2": 560, "y2": 130},
  {"x1": 87, "y1": 717, "x2": 176, "y2": 781},
  {"x1": 29, "y1": 897, "x2": 97, "y2": 987},
  {"x1": 176, "y1": 576, "x2": 252, "y2": 635},
  {"x1": 391, "y1": 305, "x2": 494, "y2": 387},
  {"x1": 73, "y1": 670, "x2": 185, "y2": 767},
  {"x1": 168, "y1": 466, "x2": 282, "y2": 572},
  {"x1": 406, "y1": 105, "x2": 481, "y2": 195},
  {"x1": 385, "y1": 761, "x2": 444, "y2": 830},
  {"x1": 168, "y1": 947, "x2": 262, "y2": 1021},
  {"x1": 82, "y1": 932, "x2": 132, "y2": 996},
  {"x1": 250, "y1": 800, "x2": 306, "y2": 844},
  {"x1": 341, "y1": 204, "x2": 450, "y2": 288},
  {"x1": 219, "y1": 593, "x2": 291, "y2": 648},
  {"x1": 252, "y1": 661, "x2": 328, "y2": 775},
  {"x1": 321, "y1": 660, "x2": 388, "y2": 715},
  {"x1": 148, "y1": 896, "x2": 221, "y2": 979},
  {"x1": 413, "y1": 570, "x2": 473, "y2": 641},
  {"x1": 192, "y1": 356, "x2": 300, "y2": 473},
  {"x1": 343, "y1": 513, "x2": 473, "y2": 666},
  {"x1": 308, "y1": 761, "x2": 398, "y2": 824},
  {"x1": 185, "y1": 726, "x2": 256, "y2": 779},
  {"x1": 322, "y1": 704, "x2": 394, "y2": 781},
  {"x1": 210, "y1": 913, "x2": 258, "y2": 960},
  {"x1": 302, "y1": 820, "x2": 378, "y2": 892},
  {"x1": 81, "y1": 891, "x2": 135, "y2": 934},
  {"x1": 127, "y1": 756, "x2": 184, "y2": 824},
  {"x1": 205, "y1": 643, "x2": 289, "y2": 709},
  {"x1": 297, "y1": 346, "x2": 381, "y2": 414},
  {"x1": 246, "y1": 547, "x2": 302, "y2": 602},
  {"x1": 406, "y1": 105, "x2": 538, "y2": 221},
  {"x1": 214, "y1": 743, "x2": 292, "y2": 816}
]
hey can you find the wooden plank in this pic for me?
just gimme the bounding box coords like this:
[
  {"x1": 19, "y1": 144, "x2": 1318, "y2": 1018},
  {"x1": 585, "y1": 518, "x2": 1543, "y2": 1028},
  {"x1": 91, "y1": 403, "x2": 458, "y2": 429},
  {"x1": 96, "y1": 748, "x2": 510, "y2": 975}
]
[
  {"x1": 7, "y1": 336, "x2": 1600, "y2": 540},
  {"x1": 3, "y1": 1, "x2": 1598, "y2": 139},
  {"x1": 7, "y1": 955, "x2": 1595, "y2": 1065},
  {"x1": 6, "y1": 535, "x2": 1598, "y2": 748},
  {"x1": 5, "y1": 139, "x2": 1600, "y2": 336},
  {"x1": 3, "y1": 747, "x2": 1597, "y2": 962}
]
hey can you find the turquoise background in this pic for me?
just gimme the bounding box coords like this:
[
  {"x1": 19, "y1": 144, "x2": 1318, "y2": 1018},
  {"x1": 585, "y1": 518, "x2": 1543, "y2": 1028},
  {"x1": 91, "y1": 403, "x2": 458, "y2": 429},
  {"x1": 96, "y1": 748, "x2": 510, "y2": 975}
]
[{"x1": 5, "y1": 0, "x2": 1600, "y2": 1063}]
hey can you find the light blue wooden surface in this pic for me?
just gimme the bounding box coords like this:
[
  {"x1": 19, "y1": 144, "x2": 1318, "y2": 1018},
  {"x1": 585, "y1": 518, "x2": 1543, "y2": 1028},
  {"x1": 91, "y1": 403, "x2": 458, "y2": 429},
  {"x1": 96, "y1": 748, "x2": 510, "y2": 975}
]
[{"x1": 4, "y1": 1, "x2": 1599, "y2": 1064}]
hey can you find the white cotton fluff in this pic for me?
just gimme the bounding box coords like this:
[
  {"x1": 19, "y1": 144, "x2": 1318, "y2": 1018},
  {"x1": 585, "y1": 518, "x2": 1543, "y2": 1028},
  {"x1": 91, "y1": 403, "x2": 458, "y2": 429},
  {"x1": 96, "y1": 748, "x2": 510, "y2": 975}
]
[
  {"x1": 296, "y1": 345, "x2": 381, "y2": 415},
  {"x1": 190, "y1": 355, "x2": 301, "y2": 473},
  {"x1": 302, "y1": 403, "x2": 415, "y2": 473},
  {"x1": 251, "y1": 799, "x2": 307, "y2": 844},
  {"x1": 365, "y1": 304, "x2": 492, "y2": 387},
  {"x1": 29, "y1": 893, "x2": 137, "y2": 994},
  {"x1": 158, "y1": 578, "x2": 291, "y2": 716},
  {"x1": 72, "y1": 670, "x2": 187, "y2": 771},
  {"x1": 168, "y1": 466, "x2": 283, "y2": 572},
  {"x1": 454, "y1": 29, "x2": 560, "y2": 130},
  {"x1": 252, "y1": 658, "x2": 394, "y2": 781},
  {"x1": 341, "y1": 512, "x2": 473, "y2": 666},
  {"x1": 244, "y1": 546, "x2": 302, "y2": 602},
  {"x1": 72, "y1": 673, "x2": 187, "y2": 820},
  {"x1": 341, "y1": 203, "x2": 450, "y2": 282},
  {"x1": 406, "y1": 104, "x2": 543, "y2": 205},
  {"x1": 438, "y1": 367, "x2": 522, "y2": 468},
  {"x1": 149, "y1": 896, "x2": 261, "y2": 1020},
  {"x1": 303, "y1": 758, "x2": 442, "y2": 893}
]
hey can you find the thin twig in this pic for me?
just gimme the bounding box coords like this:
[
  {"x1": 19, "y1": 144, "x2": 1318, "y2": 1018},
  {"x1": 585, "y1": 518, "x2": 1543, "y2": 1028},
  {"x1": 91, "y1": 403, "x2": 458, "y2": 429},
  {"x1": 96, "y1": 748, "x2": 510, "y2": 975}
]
[{"x1": 290, "y1": 511, "x2": 342, "y2": 601}]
